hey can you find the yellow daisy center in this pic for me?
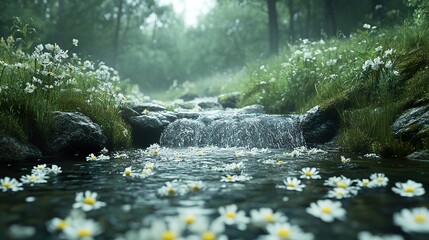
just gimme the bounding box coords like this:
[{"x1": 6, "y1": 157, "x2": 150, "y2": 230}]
[
  {"x1": 37, "y1": 166, "x2": 44, "y2": 170},
  {"x1": 162, "y1": 231, "x2": 175, "y2": 240},
  {"x1": 415, "y1": 214, "x2": 426, "y2": 223},
  {"x1": 337, "y1": 182, "x2": 347, "y2": 188},
  {"x1": 277, "y1": 228, "x2": 290, "y2": 238},
  {"x1": 185, "y1": 216, "x2": 196, "y2": 224},
  {"x1": 305, "y1": 171, "x2": 312, "y2": 177},
  {"x1": 124, "y1": 170, "x2": 131, "y2": 176},
  {"x1": 377, "y1": 177, "x2": 383, "y2": 183},
  {"x1": 277, "y1": 160, "x2": 284, "y2": 164},
  {"x1": 226, "y1": 175, "x2": 234, "y2": 181},
  {"x1": 91, "y1": 155, "x2": 97, "y2": 160},
  {"x1": 153, "y1": 149, "x2": 159, "y2": 155},
  {"x1": 167, "y1": 188, "x2": 175, "y2": 195},
  {"x1": 321, "y1": 207, "x2": 332, "y2": 214},
  {"x1": 225, "y1": 212, "x2": 236, "y2": 219},
  {"x1": 404, "y1": 187, "x2": 414, "y2": 193},
  {"x1": 56, "y1": 220, "x2": 67, "y2": 230},
  {"x1": 202, "y1": 231, "x2": 216, "y2": 240},
  {"x1": 28, "y1": 175, "x2": 37, "y2": 181},
  {"x1": 77, "y1": 228, "x2": 92, "y2": 238},
  {"x1": 146, "y1": 165, "x2": 154, "y2": 169},
  {"x1": 2, "y1": 182, "x2": 11, "y2": 188},
  {"x1": 191, "y1": 185, "x2": 200, "y2": 191},
  {"x1": 263, "y1": 213, "x2": 274, "y2": 222},
  {"x1": 362, "y1": 180, "x2": 369, "y2": 185},
  {"x1": 83, "y1": 197, "x2": 96, "y2": 205},
  {"x1": 288, "y1": 183, "x2": 295, "y2": 187}
]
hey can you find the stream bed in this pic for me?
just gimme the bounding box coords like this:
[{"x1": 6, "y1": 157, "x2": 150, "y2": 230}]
[{"x1": 1, "y1": 146, "x2": 429, "y2": 239}]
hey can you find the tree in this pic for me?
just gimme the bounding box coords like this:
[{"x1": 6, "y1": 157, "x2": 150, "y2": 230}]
[{"x1": 267, "y1": 0, "x2": 279, "y2": 55}]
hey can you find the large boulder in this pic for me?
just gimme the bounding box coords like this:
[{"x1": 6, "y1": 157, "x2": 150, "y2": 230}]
[
  {"x1": 0, "y1": 136, "x2": 42, "y2": 161},
  {"x1": 126, "y1": 112, "x2": 177, "y2": 147},
  {"x1": 392, "y1": 104, "x2": 429, "y2": 142},
  {"x1": 218, "y1": 92, "x2": 241, "y2": 108},
  {"x1": 51, "y1": 112, "x2": 107, "y2": 156},
  {"x1": 300, "y1": 105, "x2": 340, "y2": 144}
]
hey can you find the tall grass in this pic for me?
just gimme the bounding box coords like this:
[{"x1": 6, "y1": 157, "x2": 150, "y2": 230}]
[{"x1": 0, "y1": 19, "x2": 131, "y2": 150}]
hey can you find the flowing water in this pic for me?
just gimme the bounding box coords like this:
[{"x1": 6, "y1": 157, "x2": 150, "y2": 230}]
[{"x1": 1, "y1": 111, "x2": 429, "y2": 239}]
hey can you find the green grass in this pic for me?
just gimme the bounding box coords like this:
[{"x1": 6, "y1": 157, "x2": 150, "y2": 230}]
[{"x1": 0, "y1": 32, "x2": 131, "y2": 150}]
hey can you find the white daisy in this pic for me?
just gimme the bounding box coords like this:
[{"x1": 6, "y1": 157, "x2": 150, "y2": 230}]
[
  {"x1": 282, "y1": 177, "x2": 306, "y2": 191},
  {"x1": 86, "y1": 153, "x2": 97, "y2": 161},
  {"x1": 357, "y1": 231, "x2": 404, "y2": 240},
  {"x1": 356, "y1": 179, "x2": 371, "y2": 188},
  {"x1": 47, "y1": 217, "x2": 69, "y2": 233},
  {"x1": 217, "y1": 204, "x2": 250, "y2": 230},
  {"x1": 324, "y1": 176, "x2": 359, "y2": 194},
  {"x1": 394, "y1": 207, "x2": 429, "y2": 233},
  {"x1": 113, "y1": 153, "x2": 129, "y2": 159},
  {"x1": 123, "y1": 167, "x2": 133, "y2": 177},
  {"x1": 62, "y1": 216, "x2": 102, "y2": 240},
  {"x1": 158, "y1": 180, "x2": 188, "y2": 197},
  {"x1": 32, "y1": 164, "x2": 48, "y2": 174},
  {"x1": 220, "y1": 174, "x2": 252, "y2": 182},
  {"x1": 258, "y1": 222, "x2": 314, "y2": 240},
  {"x1": 300, "y1": 167, "x2": 321, "y2": 179},
  {"x1": 187, "y1": 217, "x2": 228, "y2": 240},
  {"x1": 368, "y1": 173, "x2": 389, "y2": 187},
  {"x1": 138, "y1": 168, "x2": 155, "y2": 178},
  {"x1": 327, "y1": 188, "x2": 353, "y2": 199},
  {"x1": 250, "y1": 208, "x2": 287, "y2": 228},
  {"x1": 392, "y1": 180, "x2": 425, "y2": 197},
  {"x1": 306, "y1": 199, "x2": 346, "y2": 222},
  {"x1": 49, "y1": 165, "x2": 62, "y2": 175},
  {"x1": 187, "y1": 180, "x2": 205, "y2": 192},
  {"x1": 144, "y1": 161, "x2": 155, "y2": 170},
  {"x1": 72, "y1": 191, "x2": 106, "y2": 211},
  {"x1": 20, "y1": 173, "x2": 48, "y2": 185},
  {"x1": 1, "y1": 177, "x2": 23, "y2": 192},
  {"x1": 340, "y1": 156, "x2": 351, "y2": 163}
]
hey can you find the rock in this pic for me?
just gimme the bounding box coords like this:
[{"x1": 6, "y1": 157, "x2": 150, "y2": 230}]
[
  {"x1": 179, "y1": 92, "x2": 199, "y2": 101},
  {"x1": 406, "y1": 150, "x2": 429, "y2": 162},
  {"x1": 51, "y1": 112, "x2": 107, "y2": 156},
  {"x1": 126, "y1": 112, "x2": 176, "y2": 147},
  {"x1": 197, "y1": 101, "x2": 222, "y2": 110},
  {"x1": 237, "y1": 104, "x2": 266, "y2": 114},
  {"x1": 129, "y1": 103, "x2": 167, "y2": 113},
  {"x1": 0, "y1": 136, "x2": 42, "y2": 161},
  {"x1": 300, "y1": 105, "x2": 340, "y2": 144},
  {"x1": 218, "y1": 92, "x2": 241, "y2": 108},
  {"x1": 392, "y1": 105, "x2": 429, "y2": 142}
]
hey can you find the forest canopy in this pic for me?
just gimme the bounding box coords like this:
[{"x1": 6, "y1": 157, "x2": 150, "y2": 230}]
[{"x1": 0, "y1": 0, "x2": 410, "y2": 92}]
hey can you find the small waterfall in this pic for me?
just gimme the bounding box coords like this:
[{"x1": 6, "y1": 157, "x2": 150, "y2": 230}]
[{"x1": 160, "y1": 112, "x2": 305, "y2": 148}]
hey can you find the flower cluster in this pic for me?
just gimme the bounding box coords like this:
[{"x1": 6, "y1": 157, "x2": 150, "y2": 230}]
[{"x1": 1, "y1": 164, "x2": 61, "y2": 192}]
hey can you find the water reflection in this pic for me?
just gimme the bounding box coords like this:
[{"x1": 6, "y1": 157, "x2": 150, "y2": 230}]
[{"x1": 1, "y1": 146, "x2": 428, "y2": 239}]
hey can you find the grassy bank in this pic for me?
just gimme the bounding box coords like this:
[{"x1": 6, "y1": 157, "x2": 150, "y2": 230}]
[
  {"x1": 238, "y1": 3, "x2": 429, "y2": 155},
  {"x1": 0, "y1": 19, "x2": 131, "y2": 150}
]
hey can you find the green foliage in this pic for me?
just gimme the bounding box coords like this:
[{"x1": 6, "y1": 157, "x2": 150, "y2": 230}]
[{"x1": 0, "y1": 31, "x2": 131, "y2": 150}]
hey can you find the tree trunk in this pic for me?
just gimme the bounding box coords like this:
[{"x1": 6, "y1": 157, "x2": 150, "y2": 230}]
[
  {"x1": 324, "y1": 0, "x2": 336, "y2": 36},
  {"x1": 56, "y1": 0, "x2": 65, "y2": 45},
  {"x1": 267, "y1": 0, "x2": 279, "y2": 55},
  {"x1": 113, "y1": 0, "x2": 124, "y2": 68},
  {"x1": 286, "y1": 0, "x2": 295, "y2": 42}
]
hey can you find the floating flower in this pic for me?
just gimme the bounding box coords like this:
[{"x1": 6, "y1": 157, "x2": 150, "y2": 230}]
[
  {"x1": 86, "y1": 153, "x2": 97, "y2": 161},
  {"x1": 259, "y1": 222, "x2": 314, "y2": 240},
  {"x1": 20, "y1": 173, "x2": 48, "y2": 185},
  {"x1": 281, "y1": 177, "x2": 306, "y2": 191},
  {"x1": 144, "y1": 162, "x2": 155, "y2": 170},
  {"x1": 368, "y1": 173, "x2": 389, "y2": 187},
  {"x1": 113, "y1": 153, "x2": 129, "y2": 159},
  {"x1": 72, "y1": 191, "x2": 106, "y2": 211},
  {"x1": 327, "y1": 188, "x2": 353, "y2": 199},
  {"x1": 138, "y1": 168, "x2": 155, "y2": 178},
  {"x1": 363, "y1": 153, "x2": 381, "y2": 159},
  {"x1": 1, "y1": 177, "x2": 23, "y2": 192},
  {"x1": 62, "y1": 216, "x2": 103, "y2": 240},
  {"x1": 300, "y1": 167, "x2": 321, "y2": 179},
  {"x1": 49, "y1": 165, "x2": 62, "y2": 175},
  {"x1": 392, "y1": 180, "x2": 425, "y2": 197},
  {"x1": 220, "y1": 174, "x2": 252, "y2": 183},
  {"x1": 218, "y1": 204, "x2": 250, "y2": 230},
  {"x1": 357, "y1": 231, "x2": 404, "y2": 240},
  {"x1": 340, "y1": 156, "x2": 351, "y2": 163},
  {"x1": 123, "y1": 167, "x2": 133, "y2": 177},
  {"x1": 363, "y1": 23, "x2": 371, "y2": 29},
  {"x1": 123, "y1": 218, "x2": 184, "y2": 240},
  {"x1": 394, "y1": 207, "x2": 429, "y2": 233},
  {"x1": 250, "y1": 208, "x2": 287, "y2": 228},
  {"x1": 324, "y1": 176, "x2": 359, "y2": 194},
  {"x1": 306, "y1": 200, "x2": 346, "y2": 222},
  {"x1": 356, "y1": 179, "x2": 371, "y2": 188},
  {"x1": 158, "y1": 180, "x2": 188, "y2": 197},
  {"x1": 187, "y1": 180, "x2": 205, "y2": 192},
  {"x1": 188, "y1": 217, "x2": 227, "y2": 240},
  {"x1": 72, "y1": 39, "x2": 78, "y2": 47},
  {"x1": 47, "y1": 217, "x2": 69, "y2": 233}
]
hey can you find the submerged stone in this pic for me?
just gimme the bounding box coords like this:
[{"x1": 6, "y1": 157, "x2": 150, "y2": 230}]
[
  {"x1": 0, "y1": 136, "x2": 42, "y2": 161},
  {"x1": 300, "y1": 105, "x2": 339, "y2": 144}
]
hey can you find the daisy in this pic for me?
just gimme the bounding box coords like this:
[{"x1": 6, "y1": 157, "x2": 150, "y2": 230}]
[
  {"x1": 72, "y1": 191, "x2": 106, "y2": 211},
  {"x1": 282, "y1": 177, "x2": 306, "y2": 191},
  {"x1": 62, "y1": 216, "x2": 103, "y2": 240},
  {"x1": 327, "y1": 188, "x2": 353, "y2": 199},
  {"x1": 258, "y1": 222, "x2": 314, "y2": 240},
  {"x1": 131, "y1": 218, "x2": 184, "y2": 240},
  {"x1": 1, "y1": 177, "x2": 23, "y2": 192},
  {"x1": 357, "y1": 231, "x2": 404, "y2": 240},
  {"x1": 49, "y1": 165, "x2": 62, "y2": 175},
  {"x1": 306, "y1": 200, "x2": 346, "y2": 222},
  {"x1": 187, "y1": 180, "x2": 205, "y2": 192},
  {"x1": 220, "y1": 174, "x2": 252, "y2": 183},
  {"x1": 340, "y1": 156, "x2": 351, "y2": 163},
  {"x1": 32, "y1": 164, "x2": 48, "y2": 174},
  {"x1": 223, "y1": 161, "x2": 245, "y2": 171},
  {"x1": 20, "y1": 173, "x2": 48, "y2": 185},
  {"x1": 138, "y1": 168, "x2": 155, "y2": 178},
  {"x1": 368, "y1": 173, "x2": 389, "y2": 187},
  {"x1": 188, "y1": 217, "x2": 227, "y2": 240},
  {"x1": 218, "y1": 204, "x2": 250, "y2": 230},
  {"x1": 356, "y1": 179, "x2": 371, "y2": 188},
  {"x1": 392, "y1": 180, "x2": 425, "y2": 197},
  {"x1": 113, "y1": 153, "x2": 129, "y2": 159},
  {"x1": 123, "y1": 167, "x2": 133, "y2": 177},
  {"x1": 47, "y1": 217, "x2": 69, "y2": 233},
  {"x1": 86, "y1": 153, "x2": 97, "y2": 161},
  {"x1": 158, "y1": 180, "x2": 188, "y2": 197},
  {"x1": 177, "y1": 209, "x2": 203, "y2": 228},
  {"x1": 324, "y1": 176, "x2": 359, "y2": 194},
  {"x1": 394, "y1": 207, "x2": 429, "y2": 233},
  {"x1": 144, "y1": 162, "x2": 155, "y2": 170},
  {"x1": 250, "y1": 208, "x2": 287, "y2": 228},
  {"x1": 300, "y1": 167, "x2": 321, "y2": 179}
]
